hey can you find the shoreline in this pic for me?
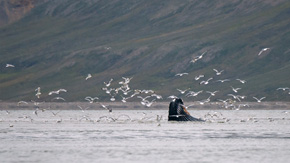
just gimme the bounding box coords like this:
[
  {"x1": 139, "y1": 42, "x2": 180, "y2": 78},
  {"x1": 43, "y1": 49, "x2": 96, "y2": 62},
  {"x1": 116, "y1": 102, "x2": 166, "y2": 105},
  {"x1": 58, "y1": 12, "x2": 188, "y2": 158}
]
[{"x1": 1, "y1": 102, "x2": 290, "y2": 110}]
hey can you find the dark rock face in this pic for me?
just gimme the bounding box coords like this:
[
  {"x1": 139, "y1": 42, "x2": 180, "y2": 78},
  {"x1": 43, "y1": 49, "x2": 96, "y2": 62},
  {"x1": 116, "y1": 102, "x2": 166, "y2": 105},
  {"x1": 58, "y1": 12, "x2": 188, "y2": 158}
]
[{"x1": 0, "y1": 0, "x2": 37, "y2": 26}]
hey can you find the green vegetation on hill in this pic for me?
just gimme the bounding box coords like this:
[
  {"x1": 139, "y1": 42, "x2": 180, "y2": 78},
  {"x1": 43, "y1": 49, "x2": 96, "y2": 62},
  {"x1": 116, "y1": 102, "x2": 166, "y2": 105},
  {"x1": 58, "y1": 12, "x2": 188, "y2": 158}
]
[{"x1": 0, "y1": 0, "x2": 290, "y2": 102}]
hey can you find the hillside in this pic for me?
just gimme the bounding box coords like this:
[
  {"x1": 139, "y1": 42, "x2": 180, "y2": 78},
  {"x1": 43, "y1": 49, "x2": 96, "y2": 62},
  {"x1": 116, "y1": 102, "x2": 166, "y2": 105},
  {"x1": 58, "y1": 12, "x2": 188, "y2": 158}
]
[{"x1": 0, "y1": 0, "x2": 290, "y2": 103}]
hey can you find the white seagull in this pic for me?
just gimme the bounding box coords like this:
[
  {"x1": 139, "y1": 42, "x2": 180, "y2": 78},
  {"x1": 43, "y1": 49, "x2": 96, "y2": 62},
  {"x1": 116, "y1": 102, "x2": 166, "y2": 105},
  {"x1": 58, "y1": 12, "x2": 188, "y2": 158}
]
[
  {"x1": 190, "y1": 51, "x2": 207, "y2": 63},
  {"x1": 195, "y1": 74, "x2": 205, "y2": 80},
  {"x1": 99, "y1": 103, "x2": 112, "y2": 112},
  {"x1": 236, "y1": 79, "x2": 246, "y2": 84},
  {"x1": 48, "y1": 89, "x2": 67, "y2": 95},
  {"x1": 186, "y1": 90, "x2": 203, "y2": 97},
  {"x1": 85, "y1": 96, "x2": 99, "y2": 103},
  {"x1": 213, "y1": 69, "x2": 224, "y2": 75},
  {"x1": 77, "y1": 105, "x2": 90, "y2": 112},
  {"x1": 177, "y1": 88, "x2": 190, "y2": 94},
  {"x1": 231, "y1": 86, "x2": 241, "y2": 93},
  {"x1": 52, "y1": 97, "x2": 66, "y2": 101},
  {"x1": 104, "y1": 78, "x2": 113, "y2": 87},
  {"x1": 6, "y1": 64, "x2": 15, "y2": 68},
  {"x1": 206, "y1": 91, "x2": 219, "y2": 96},
  {"x1": 167, "y1": 95, "x2": 178, "y2": 100},
  {"x1": 200, "y1": 78, "x2": 213, "y2": 85},
  {"x1": 216, "y1": 79, "x2": 230, "y2": 83},
  {"x1": 35, "y1": 87, "x2": 41, "y2": 99},
  {"x1": 277, "y1": 87, "x2": 289, "y2": 91},
  {"x1": 175, "y1": 73, "x2": 189, "y2": 77},
  {"x1": 86, "y1": 74, "x2": 92, "y2": 80},
  {"x1": 253, "y1": 97, "x2": 266, "y2": 102},
  {"x1": 258, "y1": 48, "x2": 270, "y2": 56}
]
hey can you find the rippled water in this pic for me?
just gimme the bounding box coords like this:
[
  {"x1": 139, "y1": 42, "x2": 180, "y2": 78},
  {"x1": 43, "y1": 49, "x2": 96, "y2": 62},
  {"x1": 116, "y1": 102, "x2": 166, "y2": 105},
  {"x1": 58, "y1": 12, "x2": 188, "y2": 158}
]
[{"x1": 1, "y1": 109, "x2": 290, "y2": 163}]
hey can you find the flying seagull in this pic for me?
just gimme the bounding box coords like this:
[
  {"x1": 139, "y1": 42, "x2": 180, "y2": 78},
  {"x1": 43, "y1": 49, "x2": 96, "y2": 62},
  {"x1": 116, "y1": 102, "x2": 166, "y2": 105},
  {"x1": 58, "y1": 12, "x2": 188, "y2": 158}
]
[
  {"x1": 206, "y1": 91, "x2": 219, "y2": 96},
  {"x1": 6, "y1": 64, "x2": 15, "y2": 68},
  {"x1": 236, "y1": 79, "x2": 246, "y2": 84},
  {"x1": 213, "y1": 69, "x2": 224, "y2": 75},
  {"x1": 216, "y1": 79, "x2": 230, "y2": 83},
  {"x1": 231, "y1": 86, "x2": 241, "y2": 93},
  {"x1": 253, "y1": 96, "x2": 266, "y2": 102},
  {"x1": 200, "y1": 77, "x2": 213, "y2": 85},
  {"x1": 195, "y1": 74, "x2": 204, "y2": 80},
  {"x1": 86, "y1": 74, "x2": 92, "y2": 80},
  {"x1": 258, "y1": 48, "x2": 270, "y2": 56},
  {"x1": 175, "y1": 73, "x2": 189, "y2": 77},
  {"x1": 276, "y1": 87, "x2": 289, "y2": 91},
  {"x1": 177, "y1": 88, "x2": 190, "y2": 94},
  {"x1": 190, "y1": 51, "x2": 207, "y2": 63},
  {"x1": 104, "y1": 78, "x2": 113, "y2": 87}
]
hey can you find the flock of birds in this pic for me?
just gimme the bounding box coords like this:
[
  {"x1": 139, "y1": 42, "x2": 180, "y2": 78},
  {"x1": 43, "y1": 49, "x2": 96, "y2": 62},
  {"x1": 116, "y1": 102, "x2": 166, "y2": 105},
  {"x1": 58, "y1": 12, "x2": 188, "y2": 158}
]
[{"x1": 1, "y1": 47, "x2": 290, "y2": 124}]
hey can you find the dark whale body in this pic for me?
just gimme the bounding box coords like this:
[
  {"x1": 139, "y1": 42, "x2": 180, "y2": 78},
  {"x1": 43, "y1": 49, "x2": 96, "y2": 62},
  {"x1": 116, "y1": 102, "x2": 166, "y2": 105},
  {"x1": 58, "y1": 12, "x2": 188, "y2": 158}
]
[{"x1": 168, "y1": 98, "x2": 205, "y2": 122}]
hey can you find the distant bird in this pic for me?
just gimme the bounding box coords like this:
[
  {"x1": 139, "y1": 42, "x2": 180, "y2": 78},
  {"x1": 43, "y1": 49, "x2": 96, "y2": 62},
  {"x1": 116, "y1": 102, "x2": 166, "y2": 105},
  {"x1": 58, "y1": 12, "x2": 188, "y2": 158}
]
[
  {"x1": 175, "y1": 73, "x2": 189, "y2": 77},
  {"x1": 141, "y1": 99, "x2": 156, "y2": 107},
  {"x1": 85, "y1": 96, "x2": 99, "y2": 103},
  {"x1": 48, "y1": 89, "x2": 67, "y2": 96},
  {"x1": 181, "y1": 104, "x2": 195, "y2": 109},
  {"x1": 151, "y1": 94, "x2": 163, "y2": 99},
  {"x1": 141, "y1": 89, "x2": 155, "y2": 94},
  {"x1": 77, "y1": 105, "x2": 90, "y2": 112},
  {"x1": 103, "y1": 87, "x2": 115, "y2": 94},
  {"x1": 137, "y1": 96, "x2": 151, "y2": 101},
  {"x1": 31, "y1": 100, "x2": 44, "y2": 107},
  {"x1": 168, "y1": 95, "x2": 178, "y2": 99},
  {"x1": 17, "y1": 101, "x2": 28, "y2": 106},
  {"x1": 35, "y1": 87, "x2": 41, "y2": 99},
  {"x1": 110, "y1": 96, "x2": 116, "y2": 101},
  {"x1": 228, "y1": 94, "x2": 241, "y2": 102},
  {"x1": 121, "y1": 96, "x2": 130, "y2": 103},
  {"x1": 186, "y1": 90, "x2": 203, "y2": 97},
  {"x1": 277, "y1": 87, "x2": 289, "y2": 91},
  {"x1": 52, "y1": 97, "x2": 66, "y2": 101},
  {"x1": 104, "y1": 46, "x2": 111, "y2": 50},
  {"x1": 50, "y1": 110, "x2": 62, "y2": 116},
  {"x1": 231, "y1": 86, "x2": 241, "y2": 93},
  {"x1": 200, "y1": 77, "x2": 213, "y2": 85},
  {"x1": 253, "y1": 96, "x2": 266, "y2": 102},
  {"x1": 216, "y1": 79, "x2": 230, "y2": 83},
  {"x1": 33, "y1": 108, "x2": 39, "y2": 116},
  {"x1": 56, "y1": 119, "x2": 62, "y2": 123},
  {"x1": 48, "y1": 89, "x2": 67, "y2": 95},
  {"x1": 5, "y1": 110, "x2": 10, "y2": 114},
  {"x1": 213, "y1": 69, "x2": 224, "y2": 75},
  {"x1": 218, "y1": 99, "x2": 230, "y2": 104},
  {"x1": 237, "y1": 95, "x2": 247, "y2": 100},
  {"x1": 190, "y1": 51, "x2": 207, "y2": 63},
  {"x1": 177, "y1": 88, "x2": 190, "y2": 94},
  {"x1": 104, "y1": 78, "x2": 113, "y2": 87},
  {"x1": 197, "y1": 96, "x2": 212, "y2": 105},
  {"x1": 206, "y1": 91, "x2": 219, "y2": 96},
  {"x1": 235, "y1": 103, "x2": 250, "y2": 110},
  {"x1": 100, "y1": 103, "x2": 112, "y2": 112},
  {"x1": 236, "y1": 79, "x2": 246, "y2": 84},
  {"x1": 258, "y1": 48, "x2": 270, "y2": 55},
  {"x1": 119, "y1": 77, "x2": 133, "y2": 85},
  {"x1": 195, "y1": 74, "x2": 204, "y2": 80},
  {"x1": 86, "y1": 74, "x2": 92, "y2": 80},
  {"x1": 6, "y1": 64, "x2": 15, "y2": 68}
]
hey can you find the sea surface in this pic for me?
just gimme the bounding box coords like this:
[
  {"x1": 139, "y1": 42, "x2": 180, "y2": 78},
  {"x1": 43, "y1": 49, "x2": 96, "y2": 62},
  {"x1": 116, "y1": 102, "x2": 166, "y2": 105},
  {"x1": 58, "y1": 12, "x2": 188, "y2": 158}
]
[{"x1": 1, "y1": 109, "x2": 290, "y2": 163}]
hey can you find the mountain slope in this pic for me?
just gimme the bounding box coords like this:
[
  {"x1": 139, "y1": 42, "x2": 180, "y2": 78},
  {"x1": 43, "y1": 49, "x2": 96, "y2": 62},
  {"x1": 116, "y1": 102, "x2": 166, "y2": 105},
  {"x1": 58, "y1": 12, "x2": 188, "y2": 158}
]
[{"x1": 0, "y1": 0, "x2": 290, "y2": 102}]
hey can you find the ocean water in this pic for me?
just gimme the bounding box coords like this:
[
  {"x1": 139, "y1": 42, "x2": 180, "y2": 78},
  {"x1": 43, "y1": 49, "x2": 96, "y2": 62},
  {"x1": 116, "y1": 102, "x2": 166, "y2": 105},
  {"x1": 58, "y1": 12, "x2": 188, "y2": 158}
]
[{"x1": 1, "y1": 109, "x2": 290, "y2": 163}]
